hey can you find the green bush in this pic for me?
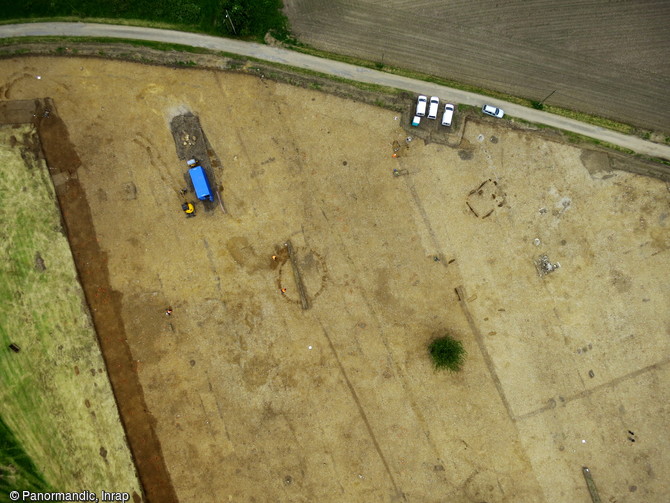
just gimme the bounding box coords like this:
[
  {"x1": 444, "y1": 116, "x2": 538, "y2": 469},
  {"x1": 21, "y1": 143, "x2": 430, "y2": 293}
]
[
  {"x1": 428, "y1": 335, "x2": 466, "y2": 372},
  {"x1": 219, "y1": 0, "x2": 289, "y2": 39}
]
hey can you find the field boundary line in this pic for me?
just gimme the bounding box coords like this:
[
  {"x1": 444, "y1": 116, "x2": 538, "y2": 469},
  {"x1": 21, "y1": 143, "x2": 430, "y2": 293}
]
[
  {"x1": 516, "y1": 356, "x2": 670, "y2": 422},
  {"x1": 455, "y1": 285, "x2": 516, "y2": 422},
  {"x1": 317, "y1": 320, "x2": 405, "y2": 501}
]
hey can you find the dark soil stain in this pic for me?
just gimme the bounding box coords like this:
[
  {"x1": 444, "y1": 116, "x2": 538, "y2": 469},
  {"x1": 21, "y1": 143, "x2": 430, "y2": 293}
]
[
  {"x1": 458, "y1": 149, "x2": 474, "y2": 160},
  {"x1": 34, "y1": 252, "x2": 46, "y2": 272}
]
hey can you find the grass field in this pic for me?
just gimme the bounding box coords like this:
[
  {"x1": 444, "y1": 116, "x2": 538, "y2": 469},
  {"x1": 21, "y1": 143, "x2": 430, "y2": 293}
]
[
  {"x1": 0, "y1": 124, "x2": 141, "y2": 497},
  {"x1": 0, "y1": 0, "x2": 288, "y2": 40}
]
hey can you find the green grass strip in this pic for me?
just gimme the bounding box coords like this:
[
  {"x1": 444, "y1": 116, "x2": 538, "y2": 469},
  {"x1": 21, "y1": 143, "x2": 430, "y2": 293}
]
[{"x1": 0, "y1": 415, "x2": 51, "y2": 494}]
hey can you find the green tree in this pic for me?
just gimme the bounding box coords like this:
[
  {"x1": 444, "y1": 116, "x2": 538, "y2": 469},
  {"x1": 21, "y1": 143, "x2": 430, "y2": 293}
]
[{"x1": 428, "y1": 335, "x2": 466, "y2": 372}]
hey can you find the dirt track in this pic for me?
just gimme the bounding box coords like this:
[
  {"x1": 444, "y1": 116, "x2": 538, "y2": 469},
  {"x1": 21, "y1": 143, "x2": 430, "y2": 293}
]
[
  {"x1": 1, "y1": 56, "x2": 668, "y2": 502},
  {"x1": 284, "y1": 0, "x2": 670, "y2": 133},
  {"x1": 2, "y1": 24, "x2": 670, "y2": 160}
]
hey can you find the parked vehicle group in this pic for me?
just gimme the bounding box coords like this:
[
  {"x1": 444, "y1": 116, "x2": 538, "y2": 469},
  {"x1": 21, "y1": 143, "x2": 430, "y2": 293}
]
[{"x1": 412, "y1": 95, "x2": 505, "y2": 128}]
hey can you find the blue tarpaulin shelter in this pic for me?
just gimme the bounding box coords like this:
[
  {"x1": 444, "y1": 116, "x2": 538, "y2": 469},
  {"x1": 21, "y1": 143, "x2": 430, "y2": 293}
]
[{"x1": 188, "y1": 165, "x2": 214, "y2": 201}]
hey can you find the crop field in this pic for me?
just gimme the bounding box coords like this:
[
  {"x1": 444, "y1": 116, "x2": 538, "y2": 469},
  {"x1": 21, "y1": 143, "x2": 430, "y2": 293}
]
[
  {"x1": 0, "y1": 123, "x2": 141, "y2": 499},
  {"x1": 0, "y1": 55, "x2": 668, "y2": 503},
  {"x1": 283, "y1": 0, "x2": 670, "y2": 133}
]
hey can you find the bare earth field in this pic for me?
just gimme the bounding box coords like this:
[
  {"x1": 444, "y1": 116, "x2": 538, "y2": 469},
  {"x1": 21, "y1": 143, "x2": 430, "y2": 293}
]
[
  {"x1": 1, "y1": 56, "x2": 668, "y2": 503},
  {"x1": 283, "y1": 0, "x2": 670, "y2": 133}
]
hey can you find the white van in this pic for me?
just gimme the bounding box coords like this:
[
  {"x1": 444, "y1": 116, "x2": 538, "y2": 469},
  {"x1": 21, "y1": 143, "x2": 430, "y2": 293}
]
[
  {"x1": 441, "y1": 104, "x2": 455, "y2": 126},
  {"x1": 427, "y1": 97, "x2": 439, "y2": 119},
  {"x1": 416, "y1": 95, "x2": 427, "y2": 117}
]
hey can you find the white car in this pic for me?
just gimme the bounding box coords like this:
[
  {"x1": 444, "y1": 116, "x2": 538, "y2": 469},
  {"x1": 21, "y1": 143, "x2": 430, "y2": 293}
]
[
  {"x1": 416, "y1": 95, "x2": 427, "y2": 117},
  {"x1": 427, "y1": 96, "x2": 440, "y2": 119},
  {"x1": 482, "y1": 104, "x2": 504, "y2": 118},
  {"x1": 441, "y1": 104, "x2": 455, "y2": 126}
]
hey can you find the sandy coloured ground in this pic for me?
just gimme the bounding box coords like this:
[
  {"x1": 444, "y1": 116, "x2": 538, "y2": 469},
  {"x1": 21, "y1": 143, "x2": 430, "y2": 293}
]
[{"x1": 1, "y1": 56, "x2": 668, "y2": 502}]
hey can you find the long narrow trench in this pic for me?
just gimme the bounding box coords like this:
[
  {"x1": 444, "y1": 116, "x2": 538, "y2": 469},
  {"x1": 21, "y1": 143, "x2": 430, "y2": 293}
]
[{"x1": 28, "y1": 98, "x2": 178, "y2": 503}]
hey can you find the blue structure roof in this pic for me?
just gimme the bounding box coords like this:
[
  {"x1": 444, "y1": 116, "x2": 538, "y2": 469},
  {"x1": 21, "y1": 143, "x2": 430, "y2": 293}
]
[{"x1": 188, "y1": 166, "x2": 214, "y2": 201}]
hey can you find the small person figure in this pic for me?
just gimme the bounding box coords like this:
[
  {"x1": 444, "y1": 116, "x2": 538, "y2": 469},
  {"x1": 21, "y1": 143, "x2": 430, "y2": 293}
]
[
  {"x1": 281, "y1": 288, "x2": 287, "y2": 294},
  {"x1": 272, "y1": 255, "x2": 277, "y2": 261},
  {"x1": 165, "y1": 307, "x2": 173, "y2": 316}
]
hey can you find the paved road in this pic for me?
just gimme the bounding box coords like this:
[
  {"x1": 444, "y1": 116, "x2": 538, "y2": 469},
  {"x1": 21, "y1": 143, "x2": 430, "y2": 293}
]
[{"x1": 1, "y1": 22, "x2": 669, "y2": 161}]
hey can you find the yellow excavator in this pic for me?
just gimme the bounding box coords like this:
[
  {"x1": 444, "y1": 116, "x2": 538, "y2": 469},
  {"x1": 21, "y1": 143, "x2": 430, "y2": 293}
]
[
  {"x1": 181, "y1": 201, "x2": 196, "y2": 218},
  {"x1": 178, "y1": 188, "x2": 196, "y2": 218}
]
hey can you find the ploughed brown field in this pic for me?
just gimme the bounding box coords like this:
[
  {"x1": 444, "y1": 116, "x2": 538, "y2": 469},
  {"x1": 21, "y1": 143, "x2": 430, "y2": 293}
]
[{"x1": 283, "y1": 0, "x2": 670, "y2": 133}]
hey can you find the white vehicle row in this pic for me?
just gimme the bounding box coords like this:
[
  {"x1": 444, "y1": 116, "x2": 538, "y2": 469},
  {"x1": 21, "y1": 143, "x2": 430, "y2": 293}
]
[
  {"x1": 414, "y1": 95, "x2": 454, "y2": 126},
  {"x1": 413, "y1": 95, "x2": 504, "y2": 127}
]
